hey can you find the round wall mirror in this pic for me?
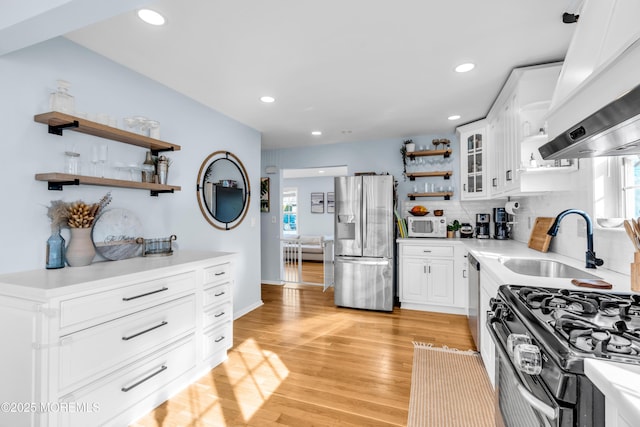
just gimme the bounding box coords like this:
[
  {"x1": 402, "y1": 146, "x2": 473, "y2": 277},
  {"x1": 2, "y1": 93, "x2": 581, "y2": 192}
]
[{"x1": 196, "y1": 151, "x2": 250, "y2": 230}]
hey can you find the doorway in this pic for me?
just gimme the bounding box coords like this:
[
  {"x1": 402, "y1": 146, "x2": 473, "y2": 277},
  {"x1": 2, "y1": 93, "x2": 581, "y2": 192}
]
[{"x1": 279, "y1": 166, "x2": 346, "y2": 287}]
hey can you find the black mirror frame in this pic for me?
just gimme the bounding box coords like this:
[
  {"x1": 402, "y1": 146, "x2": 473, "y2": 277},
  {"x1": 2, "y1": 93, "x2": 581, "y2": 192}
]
[{"x1": 196, "y1": 150, "x2": 251, "y2": 231}]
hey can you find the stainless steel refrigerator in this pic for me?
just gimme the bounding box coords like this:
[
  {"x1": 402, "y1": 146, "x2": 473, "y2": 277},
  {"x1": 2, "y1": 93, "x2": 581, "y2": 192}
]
[{"x1": 334, "y1": 175, "x2": 394, "y2": 311}]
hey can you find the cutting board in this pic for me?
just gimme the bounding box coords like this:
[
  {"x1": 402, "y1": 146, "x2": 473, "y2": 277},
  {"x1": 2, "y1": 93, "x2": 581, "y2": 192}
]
[{"x1": 528, "y1": 217, "x2": 555, "y2": 252}]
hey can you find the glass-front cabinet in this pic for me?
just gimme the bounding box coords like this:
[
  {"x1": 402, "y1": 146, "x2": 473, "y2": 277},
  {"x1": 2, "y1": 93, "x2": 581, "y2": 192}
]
[{"x1": 457, "y1": 120, "x2": 488, "y2": 200}]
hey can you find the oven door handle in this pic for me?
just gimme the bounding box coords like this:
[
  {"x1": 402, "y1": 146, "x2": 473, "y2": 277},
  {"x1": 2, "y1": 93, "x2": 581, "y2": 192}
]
[{"x1": 488, "y1": 318, "x2": 558, "y2": 421}]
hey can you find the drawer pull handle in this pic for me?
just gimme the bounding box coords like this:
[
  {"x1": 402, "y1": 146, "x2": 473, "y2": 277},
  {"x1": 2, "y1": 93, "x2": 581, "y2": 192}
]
[
  {"x1": 122, "y1": 321, "x2": 168, "y2": 341},
  {"x1": 214, "y1": 272, "x2": 226, "y2": 276},
  {"x1": 122, "y1": 287, "x2": 169, "y2": 301},
  {"x1": 214, "y1": 336, "x2": 225, "y2": 343},
  {"x1": 423, "y1": 250, "x2": 432, "y2": 253},
  {"x1": 214, "y1": 291, "x2": 226, "y2": 297},
  {"x1": 214, "y1": 311, "x2": 225, "y2": 318},
  {"x1": 121, "y1": 365, "x2": 168, "y2": 392}
]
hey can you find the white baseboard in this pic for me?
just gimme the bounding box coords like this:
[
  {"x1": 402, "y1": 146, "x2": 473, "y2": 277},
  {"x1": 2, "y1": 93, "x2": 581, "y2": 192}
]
[
  {"x1": 234, "y1": 300, "x2": 264, "y2": 320},
  {"x1": 261, "y1": 280, "x2": 283, "y2": 285}
]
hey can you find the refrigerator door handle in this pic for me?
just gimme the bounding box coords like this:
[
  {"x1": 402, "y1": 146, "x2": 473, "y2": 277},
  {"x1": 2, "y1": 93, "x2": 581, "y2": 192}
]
[
  {"x1": 362, "y1": 186, "x2": 368, "y2": 249},
  {"x1": 336, "y1": 257, "x2": 389, "y2": 266}
]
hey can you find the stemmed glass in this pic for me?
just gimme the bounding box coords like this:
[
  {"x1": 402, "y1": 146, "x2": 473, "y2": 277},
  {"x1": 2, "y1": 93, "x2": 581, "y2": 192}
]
[
  {"x1": 432, "y1": 139, "x2": 441, "y2": 151},
  {"x1": 98, "y1": 144, "x2": 108, "y2": 178}
]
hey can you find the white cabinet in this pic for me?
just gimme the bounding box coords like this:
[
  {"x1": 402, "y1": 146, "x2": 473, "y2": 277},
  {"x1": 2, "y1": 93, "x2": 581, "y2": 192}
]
[
  {"x1": 398, "y1": 240, "x2": 466, "y2": 315},
  {"x1": 487, "y1": 63, "x2": 565, "y2": 197},
  {"x1": 457, "y1": 120, "x2": 488, "y2": 200},
  {"x1": 0, "y1": 251, "x2": 235, "y2": 427}
]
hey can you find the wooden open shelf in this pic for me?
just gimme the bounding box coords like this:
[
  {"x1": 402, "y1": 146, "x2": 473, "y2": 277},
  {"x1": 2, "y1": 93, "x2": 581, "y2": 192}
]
[
  {"x1": 408, "y1": 191, "x2": 453, "y2": 201},
  {"x1": 35, "y1": 173, "x2": 181, "y2": 196},
  {"x1": 34, "y1": 112, "x2": 181, "y2": 153},
  {"x1": 405, "y1": 170, "x2": 452, "y2": 180},
  {"x1": 407, "y1": 148, "x2": 452, "y2": 158}
]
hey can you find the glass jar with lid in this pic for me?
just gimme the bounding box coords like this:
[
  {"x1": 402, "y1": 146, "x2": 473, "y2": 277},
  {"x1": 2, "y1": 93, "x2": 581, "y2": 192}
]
[{"x1": 49, "y1": 80, "x2": 75, "y2": 114}]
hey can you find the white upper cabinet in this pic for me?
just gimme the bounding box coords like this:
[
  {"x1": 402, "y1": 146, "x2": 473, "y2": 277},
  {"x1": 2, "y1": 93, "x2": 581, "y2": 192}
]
[
  {"x1": 548, "y1": 0, "x2": 640, "y2": 140},
  {"x1": 457, "y1": 120, "x2": 488, "y2": 200}
]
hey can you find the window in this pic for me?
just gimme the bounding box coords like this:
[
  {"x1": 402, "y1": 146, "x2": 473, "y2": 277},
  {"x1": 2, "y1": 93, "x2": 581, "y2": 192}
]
[
  {"x1": 594, "y1": 155, "x2": 640, "y2": 220},
  {"x1": 622, "y1": 155, "x2": 640, "y2": 218},
  {"x1": 282, "y1": 187, "x2": 298, "y2": 235}
]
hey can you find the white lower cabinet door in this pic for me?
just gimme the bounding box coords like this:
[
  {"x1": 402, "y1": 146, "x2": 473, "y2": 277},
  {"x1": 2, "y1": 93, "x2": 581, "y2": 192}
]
[
  {"x1": 426, "y1": 259, "x2": 455, "y2": 306},
  {"x1": 480, "y1": 283, "x2": 496, "y2": 387},
  {"x1": 59, "y1": 335, "x2": 196, "y2": 427},
  {"x1": 401, "y1": 257, "x2": 428, "y2": 304}
]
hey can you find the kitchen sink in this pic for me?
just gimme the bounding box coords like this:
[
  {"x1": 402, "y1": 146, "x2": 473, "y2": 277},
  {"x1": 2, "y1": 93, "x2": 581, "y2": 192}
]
[{"x1": 500, "y1": 257, "x2": 602, "y2": 280}]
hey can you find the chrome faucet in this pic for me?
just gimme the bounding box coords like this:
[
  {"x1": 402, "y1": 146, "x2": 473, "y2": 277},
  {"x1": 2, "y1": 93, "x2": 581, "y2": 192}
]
[{"x1": 547, "y1": 209, "x2": 604, "y2": 269}]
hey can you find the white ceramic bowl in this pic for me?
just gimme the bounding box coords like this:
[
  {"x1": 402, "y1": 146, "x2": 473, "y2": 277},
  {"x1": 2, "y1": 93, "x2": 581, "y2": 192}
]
[{"x1": 596, "y1": 217, "x2": 625, "y2": 228}]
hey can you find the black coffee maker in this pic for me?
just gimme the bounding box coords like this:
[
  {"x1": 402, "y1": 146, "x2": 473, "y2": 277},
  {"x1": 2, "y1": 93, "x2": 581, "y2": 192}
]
[
  {"x1": 493, "y1": 207, "x2": 510, "y2": 240},
  {"x1": 475, "y1": 213, "x2": 490, "y2": 239}
]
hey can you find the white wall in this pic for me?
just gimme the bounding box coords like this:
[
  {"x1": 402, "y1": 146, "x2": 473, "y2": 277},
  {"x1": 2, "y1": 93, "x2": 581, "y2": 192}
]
[
  {"x1": 281, "y1": 176, "x2": 334, "y2": 237},
  {"x1": 0, "y1": 37, "x2": 262, "y2": 316}
]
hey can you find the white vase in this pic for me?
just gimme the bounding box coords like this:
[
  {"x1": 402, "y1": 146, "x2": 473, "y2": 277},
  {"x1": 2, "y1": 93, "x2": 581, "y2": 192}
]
[
  {"x1": 66, "y1": 228, "x2": 96, "y2": 267},
  {"x1": 405, "y1": 143, "x2": 415, "y2": 152}
]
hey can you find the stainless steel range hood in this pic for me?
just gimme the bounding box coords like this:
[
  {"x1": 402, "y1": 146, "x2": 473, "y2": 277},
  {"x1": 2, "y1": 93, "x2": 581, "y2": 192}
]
[{"x1": 539, "y1": 83, "x2": 640, "y2": 159}]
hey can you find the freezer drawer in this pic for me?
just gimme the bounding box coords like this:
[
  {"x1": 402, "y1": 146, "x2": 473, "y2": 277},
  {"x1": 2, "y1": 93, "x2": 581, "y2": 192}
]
[{"x1": 334, "y1": 256, "x2": 393, "y2": 311}]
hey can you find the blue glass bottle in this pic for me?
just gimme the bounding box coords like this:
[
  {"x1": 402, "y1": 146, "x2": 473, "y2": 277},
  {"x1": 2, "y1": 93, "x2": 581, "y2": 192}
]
[{"x1": 46, "y1": 225, "x2": 65, "y2": 269}]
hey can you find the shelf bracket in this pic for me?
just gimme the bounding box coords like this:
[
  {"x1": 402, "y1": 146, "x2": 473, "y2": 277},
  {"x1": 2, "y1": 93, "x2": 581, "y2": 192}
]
[
  {"x1": 47, "y1": 179, "x2": 79, "y2": 191},
  {"x1": 444, "y1": 194, "x2": 451, "y2": 200},
  {"x1": 443, "y1": 150, "x2": 451, "y2": 158},
  {"x1": 150, "y1": 189, "x2": 175, "y2": 197},
  {"x1": 409, "y1": 176, "x2": 416, "y2": 181},
  {"x1": 409, "y1": 195, "x2": 416, "y2": 201},
  {"x1": 444, "y1": 173, "x2": 451, "y2": 180},
  {"x1": 151, "y1": 146, "x2": 175, "y2": 156},
  {"x1": 48, "y1": 120, "x2": 79, "y2": 136}
]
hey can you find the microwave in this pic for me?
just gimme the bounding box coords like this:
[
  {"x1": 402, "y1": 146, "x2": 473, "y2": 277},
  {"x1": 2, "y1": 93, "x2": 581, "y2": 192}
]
[{"x1": 407, "y1": 216, "x2": 447, "y2": 238}]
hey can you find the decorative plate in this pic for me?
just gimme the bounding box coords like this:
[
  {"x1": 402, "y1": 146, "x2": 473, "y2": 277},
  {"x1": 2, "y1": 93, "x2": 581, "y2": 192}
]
[{"x1": 92, "y1": 208, "x2": 143, "y2": 260}]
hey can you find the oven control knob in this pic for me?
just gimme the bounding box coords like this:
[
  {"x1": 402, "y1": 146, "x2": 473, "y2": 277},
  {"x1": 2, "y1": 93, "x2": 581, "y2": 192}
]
[
  {"x1": 513, "y1": 343, "x2": 542, "y2": 375},
  {"x1": 489, "y1": 298, "x2": 502, "y2": 311}
]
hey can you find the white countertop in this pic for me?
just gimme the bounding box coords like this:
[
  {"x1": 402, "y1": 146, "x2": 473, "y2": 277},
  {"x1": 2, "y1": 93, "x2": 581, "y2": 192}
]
[{"x1": 0, "y1": 250, "x2": 235, "y2": 300}]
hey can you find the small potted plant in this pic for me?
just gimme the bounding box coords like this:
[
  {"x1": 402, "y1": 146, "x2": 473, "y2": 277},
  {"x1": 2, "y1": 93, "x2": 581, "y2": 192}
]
[
  {"x1": 447, "y1": 220, "x2": 461, "y2": 238},
  {"x1": 404, "y1": 139, "x2": 415, "y2": 153}
]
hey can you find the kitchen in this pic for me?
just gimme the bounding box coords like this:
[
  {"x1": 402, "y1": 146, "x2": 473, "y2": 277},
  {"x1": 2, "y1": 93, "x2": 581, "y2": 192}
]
[{"x1": 1, "y1": 1, "x2": 640, "y2": 426}]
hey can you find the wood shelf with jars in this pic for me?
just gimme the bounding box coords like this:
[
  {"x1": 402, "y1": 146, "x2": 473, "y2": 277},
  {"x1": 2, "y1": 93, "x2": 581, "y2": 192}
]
[
  {"x1": 34, "y1": 112, "x2": 181, "y2": 153},
  {"x1": 35, "y1": 173, "x2": 181, "y2": 196},
  {"x1": 405, "y1": 170, "x2": 453, "y2": 181},
  {"x1": 408, "y1": 191, "x2": 453, "y2": 201},
  {"x1": 34, "y1": 112, "x2": 181, "y2": 196},
  {"x1": 406, "y1": 148, "x2": 452, "y2": 158}
]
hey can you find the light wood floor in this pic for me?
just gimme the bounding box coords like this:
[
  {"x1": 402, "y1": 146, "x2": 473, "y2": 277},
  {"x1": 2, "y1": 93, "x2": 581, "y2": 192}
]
[
  {"x1": 283, "y1": 260, "x2": 325, "y2": 284},
  {"x1": 132, "y1": 284, "x2": 475, "y2": 427}
]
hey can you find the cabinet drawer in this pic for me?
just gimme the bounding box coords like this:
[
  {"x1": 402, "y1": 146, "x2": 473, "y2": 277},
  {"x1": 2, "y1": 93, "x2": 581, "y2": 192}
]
[
  {"x1": 203, "y1": 301, "x2": 232, "y2": 330},
  {"x1": 59, "y1": 295, "x2": 195, "y2": 392},
  {"x1": 402, "y1": 245, "x2": 453, "y2": 258},
  {"x1": 59, "y1": 271, "x2": 196, "y2": 331},
  {"x1": 59, "y1": 335, "x2": 196, "y2": 427},
  {"x1": 203, "y1": 263, "x2": 231, "y2": 285},
  {"x1": 203, "y1": 322, "x2": 232, "y2": 360},
  {"x1": 203, "y1": 282, "x2": 231, "y2": 307}
]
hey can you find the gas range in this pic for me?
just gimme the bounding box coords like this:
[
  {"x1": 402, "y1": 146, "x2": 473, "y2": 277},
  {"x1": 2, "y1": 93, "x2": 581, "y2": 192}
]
[
  {"x1": 504, "y1": 285, "x2": 640, "y2": 369},
  {"x1": 488, "y1": 284, "x2": 640, "y2": 427}
]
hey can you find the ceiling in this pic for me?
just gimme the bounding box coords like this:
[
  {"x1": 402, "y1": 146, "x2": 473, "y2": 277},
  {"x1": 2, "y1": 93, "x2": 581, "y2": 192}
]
[{"x1": 60, "y1": 1, "x2": 577, "y2": 150}]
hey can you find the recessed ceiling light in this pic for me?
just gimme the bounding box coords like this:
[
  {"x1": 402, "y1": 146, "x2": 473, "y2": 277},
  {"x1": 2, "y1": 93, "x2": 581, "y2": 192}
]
[
  {"x1": 318, "y1": 170, "x2": 325, "y2": 174},
  {"x1": 260, "y1": 96, "x2": 275, "y2": 103},
  {"x1": 311, "y1": 131, "x2": 322, "y2": 136},
  {"x1": 455, "y1": 63, "x2": 475, "y2": 73},
  {"x1": 448, "y1": 115, "x2": 461, "y2": 121},
  {"x1": 137, "y1": 9, "x2": 166, "y2": 26}
]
